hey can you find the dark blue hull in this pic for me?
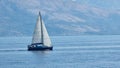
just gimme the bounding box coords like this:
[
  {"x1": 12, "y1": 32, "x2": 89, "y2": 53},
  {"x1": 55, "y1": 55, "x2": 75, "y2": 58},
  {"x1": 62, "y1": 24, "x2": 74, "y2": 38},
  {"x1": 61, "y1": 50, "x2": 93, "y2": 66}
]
[{"x1": 28, "y1": 45, "x2": 53, "y2": 51}]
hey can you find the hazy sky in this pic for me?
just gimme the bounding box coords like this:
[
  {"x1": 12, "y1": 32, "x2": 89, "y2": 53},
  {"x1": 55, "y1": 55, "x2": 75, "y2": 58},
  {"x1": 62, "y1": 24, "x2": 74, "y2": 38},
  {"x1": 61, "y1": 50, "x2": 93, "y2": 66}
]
[
  {"x1": 0, "y1": 0, "x2": 120, "y2": 15},
  {"x1": 68, "y1": 0, "x2": 120, "y2": 9},
  {"x1": 0, "y1": 0, "x2": 120, "y2": 36}
]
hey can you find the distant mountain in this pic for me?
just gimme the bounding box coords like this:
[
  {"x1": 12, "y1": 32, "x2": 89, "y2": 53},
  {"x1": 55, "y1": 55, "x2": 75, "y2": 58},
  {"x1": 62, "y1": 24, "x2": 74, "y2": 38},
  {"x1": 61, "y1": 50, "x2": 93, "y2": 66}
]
[{"x1": 0, "y1": 0, "x2": 120, "y2": 36}]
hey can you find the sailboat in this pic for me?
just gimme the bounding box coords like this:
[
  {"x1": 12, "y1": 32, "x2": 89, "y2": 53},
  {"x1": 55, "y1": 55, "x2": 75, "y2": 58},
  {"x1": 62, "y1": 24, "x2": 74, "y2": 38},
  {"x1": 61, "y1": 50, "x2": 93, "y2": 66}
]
[{"x1": 28, "y1": 12, "x2": 53, "y2": 51}]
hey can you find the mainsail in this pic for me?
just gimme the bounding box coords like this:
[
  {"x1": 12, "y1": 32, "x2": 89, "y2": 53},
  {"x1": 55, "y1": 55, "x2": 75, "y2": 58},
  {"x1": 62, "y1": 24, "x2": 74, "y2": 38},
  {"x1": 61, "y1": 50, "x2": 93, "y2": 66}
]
[
  {"x1": 32, "y1": 14, "x2": 42, "y2": 44},
  {"x1": 32, "y1": 12, "x2": 51, "y2": 47}
]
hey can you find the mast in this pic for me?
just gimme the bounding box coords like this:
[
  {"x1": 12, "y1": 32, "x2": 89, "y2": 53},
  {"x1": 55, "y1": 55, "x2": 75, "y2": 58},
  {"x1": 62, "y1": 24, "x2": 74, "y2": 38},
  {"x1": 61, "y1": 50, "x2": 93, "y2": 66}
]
[
  {"x1": 39, "y1": 12, "x2": 51, "y2": 47},
  {"x1": 39, "y1": 11, "x2": 44, "y2": 44}
]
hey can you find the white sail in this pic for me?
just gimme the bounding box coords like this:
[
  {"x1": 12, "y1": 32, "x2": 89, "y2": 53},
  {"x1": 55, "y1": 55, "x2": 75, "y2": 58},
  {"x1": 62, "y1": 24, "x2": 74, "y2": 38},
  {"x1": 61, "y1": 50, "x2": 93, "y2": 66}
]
[
  {"x1": 32, "y1": 12, "x2": 52, "y2": 47},
  {"x1": 32, "y1": 15, "x2": 42, "y2": 44},
  {"x1": 42, "y1": 20, "x2": 52, "y2": 47}
]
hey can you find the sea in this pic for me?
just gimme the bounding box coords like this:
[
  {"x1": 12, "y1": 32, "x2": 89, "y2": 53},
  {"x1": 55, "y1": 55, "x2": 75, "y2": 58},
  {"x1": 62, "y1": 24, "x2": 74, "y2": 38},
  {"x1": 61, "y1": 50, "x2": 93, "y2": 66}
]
[{"x1": 0, "y1": 35, "x2": 120, "y2": 68}]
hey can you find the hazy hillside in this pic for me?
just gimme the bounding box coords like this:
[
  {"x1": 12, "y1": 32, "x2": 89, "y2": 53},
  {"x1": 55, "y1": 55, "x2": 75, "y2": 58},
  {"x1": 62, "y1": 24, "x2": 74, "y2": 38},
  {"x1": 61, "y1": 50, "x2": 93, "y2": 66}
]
[{"x1": 0, "y1": 0, "x2": 120, "y2": 36}]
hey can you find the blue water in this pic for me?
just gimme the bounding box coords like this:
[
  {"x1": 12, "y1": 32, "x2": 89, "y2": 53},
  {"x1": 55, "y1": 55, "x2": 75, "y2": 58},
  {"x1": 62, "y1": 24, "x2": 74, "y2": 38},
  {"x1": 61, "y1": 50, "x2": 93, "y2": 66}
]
[{"x1": 0, "y1": 35, "x2": 120, "y2": 68}]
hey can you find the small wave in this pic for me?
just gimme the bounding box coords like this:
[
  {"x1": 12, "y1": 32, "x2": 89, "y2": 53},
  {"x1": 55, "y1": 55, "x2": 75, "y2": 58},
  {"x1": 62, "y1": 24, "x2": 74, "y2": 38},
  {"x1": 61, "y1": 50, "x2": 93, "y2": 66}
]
[
  {"x1": 0, "y1": 48, "x2": 27, "y2": 52},
  {"x1": 55, "y1": 45, "x2": 120, "y2": 49},
  {"x1": 53, "y1": 50, "x2": 120, "y2": 53}
]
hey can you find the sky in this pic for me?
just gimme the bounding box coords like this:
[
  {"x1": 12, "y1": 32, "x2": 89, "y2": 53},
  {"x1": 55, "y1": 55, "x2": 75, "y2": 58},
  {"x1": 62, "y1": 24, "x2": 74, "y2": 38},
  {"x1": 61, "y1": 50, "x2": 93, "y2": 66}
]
[
  {"x1": 1, "y1": 0, "x2": 119, "y2": 14},
  {"x1": 0, "y1": 0, "x2": 120, "y2": 16},
  {"x1": 0, "y1": 0, "x2": 120, "y2": 36},
  {"x1": 76, "y1": 0, "x2": 120, "y2": 9}
]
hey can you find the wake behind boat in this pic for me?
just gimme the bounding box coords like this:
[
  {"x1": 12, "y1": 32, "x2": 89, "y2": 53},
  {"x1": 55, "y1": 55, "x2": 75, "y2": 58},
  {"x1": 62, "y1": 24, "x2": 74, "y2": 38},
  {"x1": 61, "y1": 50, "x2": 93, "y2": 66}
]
[{"x1": 28, "y1": 12, "x2": 52, "y2": 51}]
